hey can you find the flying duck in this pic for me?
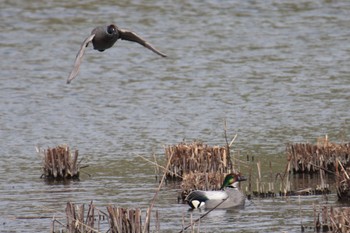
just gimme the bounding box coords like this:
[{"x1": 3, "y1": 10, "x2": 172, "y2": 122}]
[
  {"x1": 67, "y1": 24, "x2": 167, "y2": 84},
  {"x1": 185, "y1": 173, "x2": 247, "y2": 209}
]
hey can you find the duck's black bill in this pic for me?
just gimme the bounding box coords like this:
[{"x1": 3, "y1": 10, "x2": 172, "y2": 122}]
[{"x1": 238, "y1": 175, "x2": 247, "y2": 182}]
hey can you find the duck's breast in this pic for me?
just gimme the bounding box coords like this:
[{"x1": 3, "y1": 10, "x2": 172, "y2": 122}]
[{"x1": 91, "y1": 26, "x2": 118, "y2": 51}]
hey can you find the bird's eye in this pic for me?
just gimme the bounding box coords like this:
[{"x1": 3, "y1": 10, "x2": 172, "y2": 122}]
[{"x1": 107, "y1": 25, "x2": 116, "y2": 34}]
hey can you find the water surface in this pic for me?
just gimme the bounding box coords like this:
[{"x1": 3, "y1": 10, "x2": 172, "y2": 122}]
[{"x1": 1, "y1": 0, "x2": 350, "y2": 232}]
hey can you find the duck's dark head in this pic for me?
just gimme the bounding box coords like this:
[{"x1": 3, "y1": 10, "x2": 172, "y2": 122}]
[
  {"x1": 220, "y1": 173, "x2": 246, "y2": 190},
  {"x1": 106, "y1": 24, "x2": 118, "y2": 35}
]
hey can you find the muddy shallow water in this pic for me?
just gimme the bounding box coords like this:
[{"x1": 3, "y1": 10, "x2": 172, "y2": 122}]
[{"x1": 1, "y1": 0, "x2": 350, "y2": 232}]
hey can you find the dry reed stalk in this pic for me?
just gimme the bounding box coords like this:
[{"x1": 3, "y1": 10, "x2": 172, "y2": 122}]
[
  {"x1": 65, "y1": 202, "x2": 76, "y2": 233},
  {"x1": 246, "y1": 166, "x2": 252, "y2": 199},
  {"x1": 164, "y1": 142, "x2": 233, "y2": 179},
  {"x1": 138, "y1": 154, "x2": 183, "y2": 180},
  {"x1": 155, "y1": 210, "x2": 160, "y2": 233},
  {"x1": 299, "y1": 196, "x2": 304, "y2": 231},
  {"x1": 142, "y1": 150, "x2": 174, "y2": 233},
  {"x1": 86, "y1": 201, "x2": 95, "y2": 231},
  {"x1": 256, "y1": 161, "x2": 261, "y2": 194},
  {"x1": 152, "y1": 153, "x2": 160, "y2": 182},
  {"x1": 37, "y1": 145, "x2": 81, "y2": 180}
]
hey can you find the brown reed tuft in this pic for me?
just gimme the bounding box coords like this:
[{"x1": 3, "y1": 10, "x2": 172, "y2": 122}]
[
  {"x1": 165, "y1": 141, "x2": 237, "y2": 201},
  {"x1": 286, "y1": 136, "x2": 350, "y2": 174},
  {"x1": 37, "y1": 145, "x2": 80, "y2": 180},
  {"x1": 164, "y1": 141, "x2": 232, "y2": 179}
]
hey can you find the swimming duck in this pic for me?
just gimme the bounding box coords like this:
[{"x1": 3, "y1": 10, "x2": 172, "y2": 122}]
[
  {"x1": 185, "y1": 173, "x2": 247, "y2": 209},
  {"x1": 67, "y1": 24, "x2": 167, "y2": 84}
]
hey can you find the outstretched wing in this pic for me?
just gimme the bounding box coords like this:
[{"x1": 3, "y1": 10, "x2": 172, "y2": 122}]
[
  {"x1": 119, "y1": 29, "x2": 167, "y2": 57},
  {"x1": 66, "y1": 34, "x2": 95, "y2": 84}
]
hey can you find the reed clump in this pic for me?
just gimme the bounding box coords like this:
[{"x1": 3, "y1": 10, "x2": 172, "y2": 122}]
[
  {"x1": 64, "y1": 201, "x2": 105, "y2": 233},
  {"x1": 165, "y1": 141, "x2": 236, "y2": 201},
  {"x1": 107, "y1": 206, "x2": 145, "y2": 233},
  {"x1": 314, "y1": 206, "x2": 350, "y2": 232},
  {"x1": 53, "y1": 202, "x2": 159, "y2": 233},
  {"x1": 164, "y1": 141, "x2": 232, "y2": 179},
  {"x1": 37, "y1": 145, "x2": 80, "y2": 180},
  {"x1": 286, "y1": 136, "x2": 350, "y2": 174}
]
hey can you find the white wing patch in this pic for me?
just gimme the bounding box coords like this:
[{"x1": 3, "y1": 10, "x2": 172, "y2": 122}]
[{"x1": 201, "y1": 191, "x2": 228, "y2": 200}]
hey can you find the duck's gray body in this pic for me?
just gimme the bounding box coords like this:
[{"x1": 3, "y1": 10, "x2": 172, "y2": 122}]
[
  {"x1": 67, "y1": 24, "x2": 167, "y2": 84},
  {"x1": 186, "y1": 187, "x2": 245, "y2": 209},
  {"x1": 185, "y1": 173, "x2": 247, "y2": 209}
]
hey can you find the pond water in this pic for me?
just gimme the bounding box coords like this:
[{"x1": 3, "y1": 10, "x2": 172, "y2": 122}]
[{"x1": 1, "y1": 0, "x2": 350, "y2": 232}]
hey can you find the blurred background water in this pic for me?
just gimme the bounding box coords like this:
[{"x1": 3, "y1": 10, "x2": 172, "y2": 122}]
[{"x1": 1, "y1": 0, "x2": 350, "y2": 232}]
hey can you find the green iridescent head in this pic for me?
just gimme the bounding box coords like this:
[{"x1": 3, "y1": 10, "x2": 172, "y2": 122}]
[{"x1": 220, "y1": 173, "x2": 246, "y2": 190}]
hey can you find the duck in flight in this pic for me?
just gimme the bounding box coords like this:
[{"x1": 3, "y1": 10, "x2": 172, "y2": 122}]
[{"x1": 67, "y1": 24, "x2": 167, "y2": 84}]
